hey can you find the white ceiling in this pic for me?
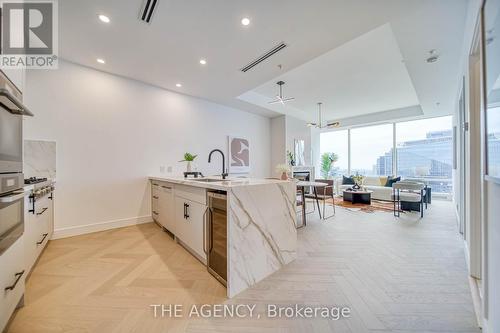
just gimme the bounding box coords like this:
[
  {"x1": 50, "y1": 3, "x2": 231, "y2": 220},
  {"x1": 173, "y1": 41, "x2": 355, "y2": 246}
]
[
  {"x1": 239, "y1": 24, "x2": 420, "y2": 121},
  {"x1": 59, "y1": 0, "x2": 468, "y2": 121}
]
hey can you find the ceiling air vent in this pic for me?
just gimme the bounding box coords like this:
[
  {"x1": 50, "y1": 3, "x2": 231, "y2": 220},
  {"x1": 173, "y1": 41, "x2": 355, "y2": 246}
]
[
  {"x1": 240, "y1": 42, "x2": 287, "y2": 72},
  {"x1": 140, "y1": 0, "x2": 159, "y2": 23}
]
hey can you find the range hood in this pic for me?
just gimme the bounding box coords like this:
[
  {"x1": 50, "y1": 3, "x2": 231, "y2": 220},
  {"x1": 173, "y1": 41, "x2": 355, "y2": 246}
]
[{"x1": 0, "y1": 88, "x2": 33, "y2": 116}]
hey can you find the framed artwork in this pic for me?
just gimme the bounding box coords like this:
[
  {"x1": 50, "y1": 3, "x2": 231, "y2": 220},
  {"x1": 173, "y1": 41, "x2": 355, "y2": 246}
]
[
  {"x1": 483, "y1": 0, "x2": 500, "y2": 183},
  {"x1": 228, "y1": 136, "x2": 250, "y2": 174}
]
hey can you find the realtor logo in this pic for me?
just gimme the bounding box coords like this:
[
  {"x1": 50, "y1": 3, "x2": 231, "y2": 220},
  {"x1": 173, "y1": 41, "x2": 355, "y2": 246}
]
[{"x1": 0, "y1": 0, "x2": 58, "y2": 69}]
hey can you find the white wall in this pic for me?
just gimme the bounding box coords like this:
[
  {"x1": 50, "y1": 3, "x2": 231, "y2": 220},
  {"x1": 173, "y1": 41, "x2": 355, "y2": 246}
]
[
  {"x1": 271, "y1": 116, "x2": 286, "y2": 175},
  {"x1": 484, "y1": 180, "x2": 500, "y2": 332},
  {"x1": 24, "y1": 60, "x2": 271, "y2": 237},
  {"x1": 270, "y1": 114, "x2": 312, "y2": 177},
  {"x1": 456, "y1": 1, "x2": 500, "y2": 332},
  {"x1": 285, "y1": 115, "x2": 312, "y2": 166}
]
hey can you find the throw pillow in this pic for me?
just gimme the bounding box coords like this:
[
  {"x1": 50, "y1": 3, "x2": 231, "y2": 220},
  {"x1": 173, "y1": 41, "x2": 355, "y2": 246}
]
[
  {"x1": 385, "y1": 176, "x2": 401, "y2": 187},
  {"x1": 379, "y1": 177, "x2": 388, "y2": 186},
  {"x1": 342, "y1": 175, "x2": 355, "y2": 185}
]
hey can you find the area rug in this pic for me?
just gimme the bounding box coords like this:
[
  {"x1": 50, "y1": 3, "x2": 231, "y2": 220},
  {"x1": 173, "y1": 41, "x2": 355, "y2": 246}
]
[{"x1": 323, "y1": 197, "x2": 396, "y2": 213}]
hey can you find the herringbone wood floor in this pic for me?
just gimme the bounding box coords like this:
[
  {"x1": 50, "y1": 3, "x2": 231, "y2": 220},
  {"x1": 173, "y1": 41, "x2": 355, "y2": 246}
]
[{"x1": 7, "y1": 200, "x2": 479, "y2": 333}]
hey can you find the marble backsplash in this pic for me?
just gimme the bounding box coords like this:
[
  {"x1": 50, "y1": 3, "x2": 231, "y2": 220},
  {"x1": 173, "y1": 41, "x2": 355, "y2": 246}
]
[{"x1": 24, "y1": 140, "x2": 56, "y2": 179}]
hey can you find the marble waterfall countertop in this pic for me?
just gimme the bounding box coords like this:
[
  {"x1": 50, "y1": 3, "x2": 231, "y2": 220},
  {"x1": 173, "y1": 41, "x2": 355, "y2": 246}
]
[
  {"x1": 148, "y1": 175, "x2": 297, "y2": 298},
  {"x1": 149, "y1": 175, "x2": 293, "y2": 191}
]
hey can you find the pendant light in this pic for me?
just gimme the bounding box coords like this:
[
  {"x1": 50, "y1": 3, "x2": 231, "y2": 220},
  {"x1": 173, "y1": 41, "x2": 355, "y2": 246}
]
[{"x1": 307, "y1": 102, "x2": 340, "y2": 129}]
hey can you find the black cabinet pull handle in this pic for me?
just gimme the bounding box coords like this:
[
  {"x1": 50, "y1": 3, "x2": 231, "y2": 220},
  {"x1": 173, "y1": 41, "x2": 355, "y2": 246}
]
[
  {"x1": 153, "y1": 195, "x2": 159, "y2": 199},
  {"x1": 36, "y1": 233, "x2": 49, "y2": 245},
  {"x1": 5, "y1": 270, "x2": 25, "y2": 291},
  {"x1": 37, "y1": 207, "x2": 48, "y2": 216},
  {"x1": 29, "y1": 194, "x2": 36, "y2": 214},
  {"x1": 185, "y1": 203, "x2": 190, "y2": 219}
]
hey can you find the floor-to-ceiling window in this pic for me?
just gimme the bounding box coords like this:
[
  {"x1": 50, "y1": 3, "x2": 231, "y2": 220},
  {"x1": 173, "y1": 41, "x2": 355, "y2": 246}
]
[
  {"x1": 319, "y1": 130, "x2": 348, "y2": 178},
  {"x1": 351, "y1": 124, "x2": 393, "y2": 176},
  {"x1": 396, "y1": 116, "x2": 453, "y2": 194},
  {"x1": 317, "y1": 116, "x2": 454, "y2": 195}
]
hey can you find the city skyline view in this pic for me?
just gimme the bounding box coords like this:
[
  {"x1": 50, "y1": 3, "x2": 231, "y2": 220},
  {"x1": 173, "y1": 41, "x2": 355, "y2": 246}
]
[{"x1": 319, "y1": 116, "x2": 455, "y2": 193}]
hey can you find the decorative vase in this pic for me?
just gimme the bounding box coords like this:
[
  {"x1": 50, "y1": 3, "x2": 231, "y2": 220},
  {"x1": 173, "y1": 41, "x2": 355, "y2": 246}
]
[
  {"x1": 186, "y1": 161, "x2": 192, "y2": 173},
  {"x1": 290, "y1": 160, "x2": 296, "y2": 167},
  {"x1": 280, "y1": 172, "x2": 288, "y2": 180},
  {"x1": 353, "y1": 183, "x2": 361, "y2": 190}
]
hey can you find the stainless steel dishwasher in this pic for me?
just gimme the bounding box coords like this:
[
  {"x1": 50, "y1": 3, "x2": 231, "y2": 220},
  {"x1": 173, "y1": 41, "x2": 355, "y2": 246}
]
[{"x1": 205, "y1": 191, "x2": 227, "y2": 286}]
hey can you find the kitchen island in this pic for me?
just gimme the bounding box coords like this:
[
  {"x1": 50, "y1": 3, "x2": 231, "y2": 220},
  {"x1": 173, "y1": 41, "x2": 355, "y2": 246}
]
[{"x1": 149, "y1": 176, "x2": 297, "y2": 298}]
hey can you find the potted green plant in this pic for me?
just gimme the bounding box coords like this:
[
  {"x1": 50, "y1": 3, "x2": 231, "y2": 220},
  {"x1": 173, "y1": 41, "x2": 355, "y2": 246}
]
[
  {"x1": 179, "y1": 153, "x2": 197, "y2": 172},
  {"x1": 320, "y1": 152, "x2": 339, "y2": 179},
  {"x1": 352, "y1": 173, "x2": 364, "y2": 190},
  {"x1": 286, "y1": 150, "x2": 296, "y2": 166}
]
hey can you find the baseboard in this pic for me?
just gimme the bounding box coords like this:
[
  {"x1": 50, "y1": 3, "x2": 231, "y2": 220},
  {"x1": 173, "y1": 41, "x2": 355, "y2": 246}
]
[
  {"x1": 51, "y1": 215, "x2": 153, "y2": 239},
  {"x1": 468, "y1": 276, "x2": 483, "y2": 329}
]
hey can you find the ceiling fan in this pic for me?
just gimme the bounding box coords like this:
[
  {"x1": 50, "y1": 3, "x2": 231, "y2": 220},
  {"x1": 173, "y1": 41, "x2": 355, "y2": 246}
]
[
  {"x1": 307, "y1": 102, "x2": 340, "y2": 129},
  {"x1": 268, "y1": 81, "x2": 295, "y2": 105}
]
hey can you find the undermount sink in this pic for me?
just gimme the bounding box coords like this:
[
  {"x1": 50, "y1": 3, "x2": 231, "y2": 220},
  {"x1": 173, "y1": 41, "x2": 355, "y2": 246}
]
[{"x1": 190, "y1": 178, "x2": 228, "y2": 183}]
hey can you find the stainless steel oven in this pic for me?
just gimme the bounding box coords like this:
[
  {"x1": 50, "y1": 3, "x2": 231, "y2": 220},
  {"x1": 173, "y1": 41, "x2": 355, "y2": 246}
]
[
  {"x1": 0, "y1": 70, "x2": 33, "y2": 175},
  {"x1": 0, "y1": 189, "x2": 25, "y2": 255},
  {"x1": 0, "y1": 69, "x2": 32, "y2": 255}
]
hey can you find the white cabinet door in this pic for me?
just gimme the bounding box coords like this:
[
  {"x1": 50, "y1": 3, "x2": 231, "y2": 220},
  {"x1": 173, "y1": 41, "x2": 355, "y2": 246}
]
[
  {"x1": 158, "y1": 183, "x2": 175, "y2": 233},
  {"x1": 0, "y1": 237, "x2": 25, "y2": 332},
  {"x1": 25, "y1": 195, "x2": 51, "y2": 273},
  {"x1": 47, "y1": 192, "x2": 54, "y2": 239},
  {"x1": 24, "y1": 201, "x2": 38, "y2": 272},
  {"x1": 151, "y1": 182, "x2": 160, "y2": 223},
  {"x1": 34, "y1": 196, "x2": 51, "y2": 248},
  {"x1": 175, "y1": 196, "x2": 206, "y2": 260}
]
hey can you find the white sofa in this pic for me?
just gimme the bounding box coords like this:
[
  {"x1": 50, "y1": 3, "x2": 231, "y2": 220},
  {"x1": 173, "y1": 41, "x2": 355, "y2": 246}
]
[{"x1": 335, "y1": 176, "x2": 394, "y2": 201}]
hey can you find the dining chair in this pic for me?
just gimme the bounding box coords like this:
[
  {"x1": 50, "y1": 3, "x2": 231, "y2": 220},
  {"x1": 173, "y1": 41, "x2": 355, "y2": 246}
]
[
  {"x1": 304, "y1": 179, "x2": 335, "y2": 220},
  {"x1": 296, "y1": 187, "x2": 305, "y2": 228}
]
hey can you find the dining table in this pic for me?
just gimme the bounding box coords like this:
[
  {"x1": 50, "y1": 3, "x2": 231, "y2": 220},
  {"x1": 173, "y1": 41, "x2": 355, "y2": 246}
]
[{"x1": 296, "y1": 181, "x2": 328, "y2": 227}]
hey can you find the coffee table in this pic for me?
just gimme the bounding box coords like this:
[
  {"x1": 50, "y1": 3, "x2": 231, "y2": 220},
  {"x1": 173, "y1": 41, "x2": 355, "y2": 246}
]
[{"x1": 343, "y1": 190, "x2": 373, "y2": 205}]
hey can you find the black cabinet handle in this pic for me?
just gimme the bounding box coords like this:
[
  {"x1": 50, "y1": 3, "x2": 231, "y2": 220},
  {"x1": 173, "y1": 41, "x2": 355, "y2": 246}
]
[
  {"x1": 36, "y1": 233, "x2": 48, "y2": 245},
  {"x1": 5, "y1": 270, "x2": 25, "y2": 291},
  {"x1": 183, "y1": 203, "x2": 190, "y2": 219},
  {"x1": 29, "y1": 194, "x2": 36, "y2": 214},
  {"x1": 153, "y1": 195, "x2": 159, "y2": 199},
  {"x1": 37, "y1": 207, "x2": 48, "y2": 216}
]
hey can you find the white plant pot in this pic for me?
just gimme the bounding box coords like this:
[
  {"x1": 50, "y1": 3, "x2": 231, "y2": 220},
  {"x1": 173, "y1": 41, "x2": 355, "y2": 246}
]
[{"x1": 186, "y1": 161, "x2": 192, "y2": 172}]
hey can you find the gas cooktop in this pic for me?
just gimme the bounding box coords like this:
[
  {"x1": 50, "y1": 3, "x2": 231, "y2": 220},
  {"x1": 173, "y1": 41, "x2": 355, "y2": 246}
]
[{"x1": 24, "y1": 177, "x2": 48, "y2": 185}]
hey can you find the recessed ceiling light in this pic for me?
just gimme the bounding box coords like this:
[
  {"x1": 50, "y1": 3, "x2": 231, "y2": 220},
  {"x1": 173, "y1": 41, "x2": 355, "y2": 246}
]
[
  {"x1": 199, "y1": 59, "x2": 207, "y2": 65},
  {"x1": 241, "y1": 17, "x2": 250, "y2": 26},
  {"x1": 175, "y1": 83, "x2": 182, "y2": 87},
  {"x1": 96, "y1": 58, "x2": 105, "y2": 64},
  {"x1": 98, "y1": 14, "x2": 110, "y2": 23}
]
